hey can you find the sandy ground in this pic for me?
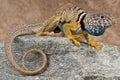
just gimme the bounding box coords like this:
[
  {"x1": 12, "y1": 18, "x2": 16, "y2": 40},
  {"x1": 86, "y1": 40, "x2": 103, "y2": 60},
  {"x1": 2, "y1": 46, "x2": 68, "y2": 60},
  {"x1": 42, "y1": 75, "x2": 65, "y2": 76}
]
[{"x1": 0, "y1": 0, "x2": 119, "y2": 48}]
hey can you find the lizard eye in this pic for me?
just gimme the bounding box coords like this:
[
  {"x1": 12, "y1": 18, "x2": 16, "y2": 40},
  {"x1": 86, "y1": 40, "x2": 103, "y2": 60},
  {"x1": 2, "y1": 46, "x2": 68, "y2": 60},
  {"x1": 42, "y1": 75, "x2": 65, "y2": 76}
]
[{"x1": 101, "y1": 16, "x2": 104, "y2": 19}]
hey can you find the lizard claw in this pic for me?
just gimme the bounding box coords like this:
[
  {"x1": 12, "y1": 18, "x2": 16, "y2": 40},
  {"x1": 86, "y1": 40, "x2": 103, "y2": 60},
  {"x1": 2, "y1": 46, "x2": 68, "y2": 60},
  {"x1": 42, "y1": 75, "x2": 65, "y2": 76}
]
[
  {"x1": 95, "y1": 44, "x2": 103, "y2": 51},
  {"x1": 73, "y1": 40, "x2": 80, "y2": 46},
  {"x1": 88, "y1": 41, "x2": 103, "y2": 51},
  {"x1": 35, "y1": 32, "x2": 41, "y2": 37},
  {"x1": 36, "y1": 32, "x2": 53, "y2": 37},
  {"x1": 68, "y1": 36, "x2": 81, "y2": 46},
  {"x1": 70, "y1": 38, "x2": 81, "y2": 46}
]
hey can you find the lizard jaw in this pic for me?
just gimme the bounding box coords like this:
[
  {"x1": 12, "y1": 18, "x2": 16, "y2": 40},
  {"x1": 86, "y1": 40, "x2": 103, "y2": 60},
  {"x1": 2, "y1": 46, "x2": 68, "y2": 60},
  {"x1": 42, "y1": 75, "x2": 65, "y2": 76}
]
[{"x1": 85, "y1": 25, "x2": 105, "y2": 36}]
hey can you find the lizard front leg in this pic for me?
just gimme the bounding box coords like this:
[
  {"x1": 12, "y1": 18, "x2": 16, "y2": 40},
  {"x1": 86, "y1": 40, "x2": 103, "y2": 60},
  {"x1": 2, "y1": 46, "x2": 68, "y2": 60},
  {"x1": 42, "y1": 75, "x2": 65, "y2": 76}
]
[
  {"x1": 63, "y1": 23, "x2": 81, "y2": 46},
  {"x1": 85, "y1": 34, "x2": 103, "y2": 50},
  {"x1": 73, "y1": 34, "x2": 85, "y2": 39}
]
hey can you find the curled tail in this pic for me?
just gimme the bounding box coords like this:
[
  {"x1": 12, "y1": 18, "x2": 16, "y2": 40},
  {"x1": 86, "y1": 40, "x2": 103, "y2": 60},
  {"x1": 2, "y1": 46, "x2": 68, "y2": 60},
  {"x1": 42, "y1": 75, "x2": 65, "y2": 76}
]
[{"x1": 4, "y1": 24, "x2": 48, "y2": 75}]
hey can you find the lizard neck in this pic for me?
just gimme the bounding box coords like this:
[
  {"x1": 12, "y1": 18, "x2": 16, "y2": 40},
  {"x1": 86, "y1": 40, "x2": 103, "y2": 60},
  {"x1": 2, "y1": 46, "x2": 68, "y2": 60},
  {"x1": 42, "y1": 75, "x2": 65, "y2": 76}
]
[{"x1": 73, "y1": 13, "x2": 88, "y2": 35}]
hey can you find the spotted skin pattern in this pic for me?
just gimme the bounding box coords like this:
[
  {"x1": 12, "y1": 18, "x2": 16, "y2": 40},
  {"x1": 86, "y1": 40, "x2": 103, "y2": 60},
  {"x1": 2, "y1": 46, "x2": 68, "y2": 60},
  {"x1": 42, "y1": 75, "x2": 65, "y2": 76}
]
[
  {"x1": 85, "y1": 14, "x2": 112, "y2": 36},
  {"x1": 36, "y1": 7, "x2": 112, "y2": 49}
]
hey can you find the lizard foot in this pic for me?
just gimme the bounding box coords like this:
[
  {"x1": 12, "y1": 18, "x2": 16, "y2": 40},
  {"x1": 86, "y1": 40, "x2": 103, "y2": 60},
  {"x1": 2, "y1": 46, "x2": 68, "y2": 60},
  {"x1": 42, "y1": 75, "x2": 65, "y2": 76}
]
[
  {"x1": 73, "y1": 34, "x2": 85, "y2": 39},
  {"x1": 88, "y1": 41, "x2": 103, "y2": 51},
  {"x1": 36, "y1": 32, "x2": 54, "y2": 36},
  {"x1": 68, "y1": 36, "x2": 80, "y2": 46},
  {"x1": 72, "y1": 39, "x2": 80, "y2": 46}
]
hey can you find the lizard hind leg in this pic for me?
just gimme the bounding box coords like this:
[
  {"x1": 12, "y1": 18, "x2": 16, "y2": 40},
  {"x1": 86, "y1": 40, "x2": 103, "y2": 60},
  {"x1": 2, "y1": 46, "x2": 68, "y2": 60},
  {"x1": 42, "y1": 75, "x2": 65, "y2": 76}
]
[
  {"x1": 37, "y1": 31, "x2": 63, "y2": 37},
  {"x1": 36, "y1": 15, "x2": 61, "y2": 36},
  {"x1": 21, "y1": 48, "x2": 48, "y2": 73}
]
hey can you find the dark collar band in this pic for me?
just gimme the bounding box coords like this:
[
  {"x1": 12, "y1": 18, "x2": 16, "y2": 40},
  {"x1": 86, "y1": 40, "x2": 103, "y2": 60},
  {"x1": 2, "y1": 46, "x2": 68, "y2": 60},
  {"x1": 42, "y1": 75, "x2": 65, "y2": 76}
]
[
  {"x1": 76, "y1": 12, "x2": 84, "y2": 22},
  {"x1": 80, "y1": 14, "x2": 86, "y2": 30}
]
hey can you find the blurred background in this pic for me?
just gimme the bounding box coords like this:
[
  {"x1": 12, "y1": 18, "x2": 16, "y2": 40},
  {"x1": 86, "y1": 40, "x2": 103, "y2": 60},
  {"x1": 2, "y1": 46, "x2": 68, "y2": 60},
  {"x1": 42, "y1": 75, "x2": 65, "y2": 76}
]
[{"x1": 0, "y1": 0, "x2": 119, "y2": 48}]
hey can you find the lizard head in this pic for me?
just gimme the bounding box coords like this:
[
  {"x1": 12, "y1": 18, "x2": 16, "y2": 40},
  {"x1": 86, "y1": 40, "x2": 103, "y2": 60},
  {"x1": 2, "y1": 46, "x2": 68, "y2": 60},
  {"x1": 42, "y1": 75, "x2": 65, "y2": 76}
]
[{"x1": 84, "y1": 13, "x2": 112, "y2": 36}]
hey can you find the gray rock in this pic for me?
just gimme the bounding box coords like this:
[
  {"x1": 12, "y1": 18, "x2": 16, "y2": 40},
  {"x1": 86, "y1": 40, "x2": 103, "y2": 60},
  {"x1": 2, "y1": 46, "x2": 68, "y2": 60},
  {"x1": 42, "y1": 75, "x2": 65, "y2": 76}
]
[{"x1": 1, "y1": 35, "x2": 120, "y2": 80}]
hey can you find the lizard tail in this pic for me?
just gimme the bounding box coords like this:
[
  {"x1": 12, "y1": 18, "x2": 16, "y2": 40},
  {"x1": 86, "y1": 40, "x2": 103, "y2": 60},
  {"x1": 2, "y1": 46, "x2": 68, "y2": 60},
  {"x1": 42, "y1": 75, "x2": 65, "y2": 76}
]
[{"x1": 4, "y1": 24, "x2": 48, "y2": 75}]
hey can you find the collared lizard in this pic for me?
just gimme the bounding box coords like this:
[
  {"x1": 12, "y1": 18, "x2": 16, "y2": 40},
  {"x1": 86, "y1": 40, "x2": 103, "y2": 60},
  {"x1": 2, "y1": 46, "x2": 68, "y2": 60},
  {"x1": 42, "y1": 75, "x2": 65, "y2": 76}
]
[{"x1": 4, "y1": 7, "x2": 112, "y2": 75}]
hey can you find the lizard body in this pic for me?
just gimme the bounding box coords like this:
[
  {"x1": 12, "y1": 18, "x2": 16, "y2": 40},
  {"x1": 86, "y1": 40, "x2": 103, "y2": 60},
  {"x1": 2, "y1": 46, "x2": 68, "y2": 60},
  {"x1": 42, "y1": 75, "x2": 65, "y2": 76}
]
[{"x1": 5, "y1": 7, "x2": 112, "y2": 75}]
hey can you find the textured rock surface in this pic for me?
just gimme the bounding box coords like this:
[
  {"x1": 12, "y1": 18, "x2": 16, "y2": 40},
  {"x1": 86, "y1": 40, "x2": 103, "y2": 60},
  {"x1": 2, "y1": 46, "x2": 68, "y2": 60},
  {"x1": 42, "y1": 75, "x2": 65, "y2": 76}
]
[{"x1": 1, "y1": 35, "x2": 120, "y2": 80}]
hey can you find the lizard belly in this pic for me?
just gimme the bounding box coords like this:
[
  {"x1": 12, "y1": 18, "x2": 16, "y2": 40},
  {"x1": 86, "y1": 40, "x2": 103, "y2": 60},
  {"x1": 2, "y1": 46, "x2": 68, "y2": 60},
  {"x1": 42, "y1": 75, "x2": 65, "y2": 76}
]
[{"x1": 72, "y1": 29, "x2": 88, "y2": 35}]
